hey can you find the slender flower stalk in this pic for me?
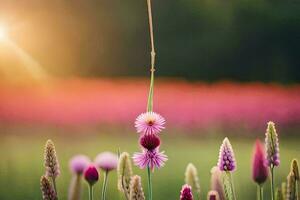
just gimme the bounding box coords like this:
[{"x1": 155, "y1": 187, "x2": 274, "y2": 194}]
[
  {"x1": 84, "y1": 165, "x2": 99, "y2": 200},
  {"x1": 68, "y1": 155, "x2": 90, "y2": 200},
  {"x1": 68, "y1": 175, "x2": 83, "y2": 200},
  {"x1": 265, "y1": 122, "x2": 280, "y2": 200},
  {"x1": 185, "y1": 163, "x2": 201, "y2": 199},
  {"x1": 180, "y1": 184, "x2": 193, "y2": 200},
  {"x1": 40, "y1": 175, "x2": 58, "y2": 200},
  {"x1": 44, "y1": 140, "x2": 60, "y2": 195},
  {"x1": 217, "y1": 137, "x2": 236, "y2": 200},
  {"x1": 129, "y1": 175, "x2": 146, "y2": 200},
  {"x1": 94, "y1": 152, "x2": 118, "y2": 200},
  {"x1": 252, "y1": 140, "x2": 268, "y2": 200},
  {"x1": 117, "y1": 152, "x2": 133, "y2": 200}
]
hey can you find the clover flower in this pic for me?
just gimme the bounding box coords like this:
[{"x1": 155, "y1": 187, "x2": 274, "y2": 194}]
[
  {"x1": 133, "y1": 148, "x2": 167, "y2": 170},
  {"x1": 265, "y1": 121, "x2": 280, "y2": 167},
  {"x1": 94, "y1": 152, "x2": 118, "y2": 172},
  {"x1": 252, "y1": 140, "x2": 268, "y2": 185},
  {"x1": 180, "y1": 184, "x2": 193, "y2": 200},
  {"x1": 135, "y1": 112, "x2": 165, "y2": 135},
  {"x1": 69, "y1": 155, "x2": 90, "y2": 175},
  {"x1": 217, "y1": 137, "x2": 236, "y2": 172}
]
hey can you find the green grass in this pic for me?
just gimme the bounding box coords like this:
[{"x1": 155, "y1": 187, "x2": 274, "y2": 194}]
[{"x1": 0, "y1": 126, "x2": 299, "y2": 200}]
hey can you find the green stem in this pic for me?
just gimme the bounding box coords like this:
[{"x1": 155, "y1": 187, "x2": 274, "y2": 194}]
[
  {"x1": 89, "y1": 185, "x2": 94, "y2": 200},
  {"x1": 270, "y1": 166, "x2": 275, "y2": 200},
  {"x1": 101, "y1": 171, "x2": 109, "y2": 200},
  {"x1": 257, "y1": 184, "x2": 263, "y2": 200},
  {"x1": 147, "y1": 166, "x2": 153, "y2": 200},
  {"x1": 228, "y1": 172, "x2": 237, "y2": 200}
]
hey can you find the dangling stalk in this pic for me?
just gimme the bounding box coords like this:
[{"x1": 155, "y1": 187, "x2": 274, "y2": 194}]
[
  {"x1": 101, "y1": 170, "x2": 109, "y2": 200},
  {"x1": 146, "y1": 0, "x2": 156, "y2": 113},
  {"x1": 257, "y1": 184, "x2": 263, "y2": 200},
  {"x1": 146, "y1": 0, "x2": 156, "y2": 199}
]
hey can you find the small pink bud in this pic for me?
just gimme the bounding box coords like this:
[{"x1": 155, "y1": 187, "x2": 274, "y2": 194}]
[
  {"x1": 252, "y1": 140, "x2": 268, "y2": 185},
  {"x1": 84, "y1": 165, "x2": 99, "y2": 186}
]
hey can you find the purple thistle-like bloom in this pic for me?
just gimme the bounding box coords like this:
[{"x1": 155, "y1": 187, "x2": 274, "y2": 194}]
[
  {"x1": 217, "y1": 137, "x2": 236, "y2": 172},
  {"x1": 180, "y1": 184, "x2": 193, "y2": 200},
  {"x1": 139, "y1": 134, "x2": 161, "y2": 151},
  {"x1": 94, "y1": 151, "x2": 118, "y2": 171},
  {"x1": 265, "y1": 121, "x2": 280, "y2": 167},
  {"x1": 135, "y1": 112, "x2": 165, "y2": 135},
  {"x1": 252, "y1": 140, "x2": 268, "y2": 185},
  {"x1": 84, "y1": 165, "x2": 99, "y2": 186},
  {"x1": 69, "y1": 155, "x2": 90, "y2": 175},
  {"x1": 133, "y1": 148, "x2": 167, "y2": 170}
]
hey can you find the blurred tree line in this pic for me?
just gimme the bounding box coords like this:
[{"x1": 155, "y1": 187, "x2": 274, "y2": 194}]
[{"x1": 0, "y1": 0, "x2": 299, "y2": 82}]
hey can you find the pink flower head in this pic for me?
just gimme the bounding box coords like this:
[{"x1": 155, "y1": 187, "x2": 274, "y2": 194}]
[
  {"x1": 133, "y1": 148, "x2": 167, "y2": 170},
  {"x1": 69, "y1": 155, "x2": 90, "y2": 175},
  {"x1": 180, "y1": 184, "x2": 193, "y2": 200},
  {"x1": 135, "y1": 112, "x2": 165, "y2": 135},
  {"x1": 217, "y1": 137, "x2": 236, "y2": 172},
  {"x1": 84, "y1": 164, "x2": 99, "y2": 186},
  {"x1": 94, "y1": 151, "x2": 118, "y2": 171},
  {"x1": 139, "y1": 133, "x2": 161, "y2": 151},
  {"x1": 252, "y1": 140, "x2": 268, "y2": 185}
]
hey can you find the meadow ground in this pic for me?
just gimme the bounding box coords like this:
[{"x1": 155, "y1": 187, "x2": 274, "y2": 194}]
[{"x1": 0, "y1": 126, "x2": 299, "y2": 200}]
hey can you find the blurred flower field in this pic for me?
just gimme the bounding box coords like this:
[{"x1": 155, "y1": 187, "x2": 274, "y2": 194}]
[{"x1": 0, "y1": 79, "x2": 299, "y2": 132}]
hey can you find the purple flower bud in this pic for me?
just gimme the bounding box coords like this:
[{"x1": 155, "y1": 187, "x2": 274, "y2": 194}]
[
  {"x1": 139, "y1": 134, "x2": 161, "y2": 151},
  {"x1": 252, "y1": 140, "x2": 268, "y2": 185},
  {"x1": 94, "y1": 152, "x2": 118, "y2": 171},
  {"x1": 217, "y1": 138, "x2": 236, "y2": 172},
  {"x1": 207, "y1": 190, "x2": 220, "y2": 200},
  {"x1": 84, "y1": 165, "x2": 99, "y2": 186},
  {"x1": 180, "y1": 184, "x2": 193, "y2": 200},
  {"x1": 69, "y1": 155, "x2": 90, "y2": 175},
  {"x1": 265, "y1": 121, "x2": 280, "y2": 167}
]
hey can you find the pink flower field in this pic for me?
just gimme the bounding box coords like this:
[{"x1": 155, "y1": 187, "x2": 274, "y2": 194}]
[{"x1": 0, "y1": 78, "x2": 299, "y2": 132}]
